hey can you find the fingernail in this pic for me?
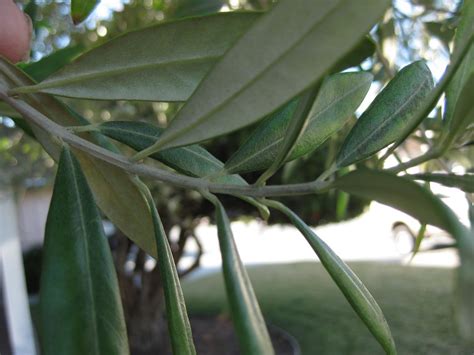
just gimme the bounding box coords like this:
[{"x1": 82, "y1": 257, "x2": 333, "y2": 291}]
[{"x1": 21, "y1": 13, "x2": 33, "y2": 62}]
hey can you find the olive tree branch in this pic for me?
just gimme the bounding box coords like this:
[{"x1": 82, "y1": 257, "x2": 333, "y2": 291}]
[
  {"x1": 387, "y1": 147, "x2": 444, "y2": 173},
  {"x1": 0, "y1": 89, "x2": 331, "y2": 197}
]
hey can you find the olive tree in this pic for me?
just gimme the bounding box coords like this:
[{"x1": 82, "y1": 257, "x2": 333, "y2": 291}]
[{"x1": 0, "y1": 0, "x2": 473, "y2": 354}]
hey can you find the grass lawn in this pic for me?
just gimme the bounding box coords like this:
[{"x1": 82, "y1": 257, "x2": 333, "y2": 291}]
[{"x1": 183, "y1": 262, "x2": 472, "y2": 355}]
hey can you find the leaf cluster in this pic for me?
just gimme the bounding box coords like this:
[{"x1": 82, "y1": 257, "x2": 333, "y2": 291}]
[{"x1": 1, "y1": 0, "x2": 473, "y2": 353}]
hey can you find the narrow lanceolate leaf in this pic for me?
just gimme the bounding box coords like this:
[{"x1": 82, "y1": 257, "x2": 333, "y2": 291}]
[
  {"x1": 10, "y1": 116, "x2": 35, "y2": 138},
  {"x1": 99, "y1": 121, "x2": 235, "y2": 179},
  {"x1": 265, "y1": 200, "x2": 396, "y2": 355},
  {"x1": 410, "y1": 173, "x2": 474, "y2": 193},
  {"x1": 336, "y1": 60, "x2": 434, "y2": 167},
  {"x1": 225, "y1": 72, "x2": 373, "y2": 174},
  {"x1": 74, "y1": 153, "x2": 158, "y2": 255},
  {"x1": 0, "y1": 58, "x2": 157, "y2": 257},
  {"x1": 169, "y1": 0, "x2": 226, "y2": 19},
  {"x1": 225, "y1": 100, "x2": 298, "y2": 174},
  {"x1": 469, "y1": 201, "x2": 474, "y2": 232},
  {"x1": 98, "y1": 121, "x2": 270, "y2": 219},
  {"x1": 40, "y1": 148, "x2": 128, "y2": 355},
  {"x1": 20, "y1": 45, "x2": 84, "y2": 82},
  {"x1": 441, "y1": 74, "x2": 474, "y2": 148},
  {"x1": 138, "y1": 182, "x2": 195, "y2": 355},
  {"x1": 207, "y1": 195, "x2": 274, "y2": 355},
  {"x1": 443, "y1": 0, "x2": 474, "y2": 133},
  {"x1": 335, "y1": 168, "x2": 474, "y2": 343},
  {"x1": 0, "y1": 101, "x2": 20, "y2": 118},
  {"x1": 411, "y1": 224, "x2": 427, "y2": 260},
  {"x1": 12, "y1": 13, "x2": 260, "y2": 101},
  {"x1": 334, "y1": 168, "x2": 463, "y2": 234},
  {"x1": 142, "y1": 0, "x2": 389, "y2": 154},
  {"x1": 387, "y1": 14, "x2": 474, "y2": 153},
  {"x1": 332, "y1": 37, "x2": 376, "y2": 73},
  {"x1": 71, "y1": 0, "x2": 99, "y2": 24},
  {"x1": 256, "y1": 84, "x2": 321, "y2": 185}
]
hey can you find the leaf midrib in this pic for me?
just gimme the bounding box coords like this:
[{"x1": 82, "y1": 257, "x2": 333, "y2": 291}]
[
  {"x1": 227, "y1": 77, "x2": 369, "y2": 172},
  {"x1": 103, "y1": 125, "x2": 224, "y2": 168},
  {"x1": 446, "y1": 45, "x2": 472, "y2": 126},
  {"x1": 217, "y1": 204, "x2": 273, "y2": 352},
  {"x1": 24, "y1": 55, "x2": 221, "y2": 91},
  {"x1": 161, "y1": 0, "x2": 348, "y2": 145},
  {"x1": 69, "y1": 154, "x2": 101, "y2": 355},
  {"x1": 339, "y1": 75, "x2": 432, "y2": 165},
  {"x1": 285, "y1": 208, "x2": 393, "y2": 352},
  {"x1": 148, "y1": 199, "x2": 195, "y2": 354},
  {"x1": 291, "y1": 211, "x2": 382, "y2": 313}
]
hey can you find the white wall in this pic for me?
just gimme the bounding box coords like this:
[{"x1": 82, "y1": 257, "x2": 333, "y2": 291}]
[{"x1": 16, "y1": 187, "x2": 52, "y2": 251}]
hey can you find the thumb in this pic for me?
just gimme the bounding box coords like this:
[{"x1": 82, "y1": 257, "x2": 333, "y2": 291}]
[{"x1": 0, "y1": 0, "x2": 32, "y2": 63}]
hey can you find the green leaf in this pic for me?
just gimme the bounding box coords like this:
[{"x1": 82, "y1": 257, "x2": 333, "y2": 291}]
[
  {"x1": 336, "y1": 60, "x2": 434, "y2": 167},
  {"x1": 265, "y1": 199, "x2": 396, "y2": 355},
  {"x1": 441, "y1": 74, "x2": 474, "y2": 148},
  {"x1": 0, "y1": 101, "x2": 21, "y2": 118},
  {"x1": 469, "y1": 200, "x2": 474, "y2": 231},
  {"x1": 99, "y1": 121, "x2": 231, "y2": 178},
  {"x1": 410, "y1": 224, "x2": 427, "y2": 261},
  {"x1": 224, "y1": 72, "x2": 373, "y2": 174},
  {"x1": 74, "y1": 152, "x2": 158, "y2": 255},
  {"x1": 24, "y1": 0, "x2": 38, "y2": 27},
  {"x1": 225, "y1": 99, "x2": 297, "y2": 174},
  {"x1": 68, "y1": 107, "x2": 122, "y2": 153},
  {"x1": 410, "y1": 172, "x2": 474, "y2": 193},
  {"x1": 141, "y1": 0, "x2": 389, "y2": 153},
  {"x1": 11, "y1": 117, "x2": 36, "y2": 138},
  {"x1": 335, "y1": 169, "x2": 474, "y2": 343},
  {"x1": 457, "y1": 238, "x2": 474, "y2": 344},
  {"x1": 205, "y1": 194, "x2": 274, "y2": 355},
  {"x1": 98, "y1": 120, "x2": 270, "y2": 219},
  {"x1": 0, "y1": 57, "x2": 157, "y2": 257},
  {"x1": 385, "y1": 9, "x2": 474, "y2": 154},
  {"x1": 71, "y1": 0, "x2": 99, "y2": 25},
  {"x1": 20, "y1": 45, "x2": 85, "y2": 82},
  {"x1": 336, "y1": 190, "x2": 350, "y2": 221},
  {"x1": 443, "y1": 0, "x2": 474, "y2": 133},
  {"x1": 40, "y1": 147, "x2": 128, "y2": 355},
  {"x1": 255, "y1": 84, "x2": 321, "y2": 185},
  {"x1": 170, "y1": 0, "x2": 225, "y2": 19},
  {"x1": 12, "y1": 13, "x2": 260, "y2": 101},
  {"x1": 332, "y1": 37, "x2": 376, "y2": 73},
  {"x1": 138, "y1": 182, "x2": 195, "y2": 355},
  {"x1": 334, "y1": 168, "x2": 463, "y2": 234}
]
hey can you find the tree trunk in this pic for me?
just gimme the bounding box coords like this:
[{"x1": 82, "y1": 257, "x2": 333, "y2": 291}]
[
  {"x1": 113, "y1": 233, "x2": 167, "y2": 354},
  {"x1": 110, "y1": 221, "x2": 201, "y2": 354}
]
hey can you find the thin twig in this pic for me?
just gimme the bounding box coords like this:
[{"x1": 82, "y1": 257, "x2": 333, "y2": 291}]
[
  {"x1": 178, "y1": 234, "x2": 203, "y2": 278},
  {"x1": 0, "y1": 88, "x2": 331, "y2": 197},
  {"x1": 388, "y1": 148, "x2": 442, "y2": 173}
]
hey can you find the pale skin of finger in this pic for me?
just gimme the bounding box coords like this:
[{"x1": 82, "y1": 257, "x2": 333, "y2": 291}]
[{"x1": 0, "y1": 0, "x2": 32, "y2": 63}]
